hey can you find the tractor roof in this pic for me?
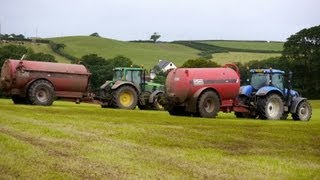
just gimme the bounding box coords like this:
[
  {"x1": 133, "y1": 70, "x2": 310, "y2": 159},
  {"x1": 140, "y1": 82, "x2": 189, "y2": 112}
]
[{"x1": 250, "y1": 69, "x2": 285, "y2": 74}]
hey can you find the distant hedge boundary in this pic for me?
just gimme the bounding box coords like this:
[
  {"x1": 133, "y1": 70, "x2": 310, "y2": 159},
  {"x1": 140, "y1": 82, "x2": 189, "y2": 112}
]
[{"x1": 172, "y1": 41, "x2": 282, "y2": 59}]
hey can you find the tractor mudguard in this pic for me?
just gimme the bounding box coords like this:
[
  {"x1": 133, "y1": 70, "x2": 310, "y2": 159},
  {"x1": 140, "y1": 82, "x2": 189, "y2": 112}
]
[
  {"x1": 290, "y1": 97, "x2": 307, "y2": 113},
  {"x1": 256, "y1": 86, "x2": 284, "y2": 97},
  {"x1": 185, "y1": 87, "x2": 215, "y2": 113},
  {"x1": 100, "y1": 81, "x2": 113, "y2": 89},
  {"x1": 111, "y1": 81, "x2": 140, "y2": 93},
  {"x1": 148, "y1": 90, "x2": 164, "y2": 103},
  {"x1": 239, "y1": 85, "x2": 253, "y2": 96}
]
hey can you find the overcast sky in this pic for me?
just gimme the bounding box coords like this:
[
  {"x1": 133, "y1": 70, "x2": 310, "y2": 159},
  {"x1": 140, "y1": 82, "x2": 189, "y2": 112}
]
[{"x1": 1, "y1": 0, "x2": 319, "y2": 41}]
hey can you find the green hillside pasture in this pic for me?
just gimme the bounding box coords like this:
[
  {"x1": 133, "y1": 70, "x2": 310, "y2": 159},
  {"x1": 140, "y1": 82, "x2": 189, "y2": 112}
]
[
  {"x1": 212, "y1": 52, "x2": 281, "y2": 64},
  {"x1": 0, "y1": 41, "x2": 70, "y2": 63},
  {"x1": 201, "y1": 40, "x2": 284, "y2": 52},
  {"x1": 0, "y1": 99, "x2": 319, "y2": 179},
  {"x1": 50, "y1": 36, "x2": 200, "y2": 69}
]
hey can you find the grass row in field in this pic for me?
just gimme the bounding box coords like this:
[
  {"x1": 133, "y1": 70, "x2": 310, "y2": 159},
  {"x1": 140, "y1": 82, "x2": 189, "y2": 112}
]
[
  {"x1": 0, "y1": 99, "x2": 319, "y2": 179},
  {"x1": 201, "y1": 40, "x2": 284, "y2": 52},
  {"x1": 212, "y1": 52, "x2": 281, "y2": 64},
  {"x1": 0, "y1": 41, "x2": 70, "y2": 63},
  {"x1": 50, "y1": 36, "x2": 200, "y2": 69}
]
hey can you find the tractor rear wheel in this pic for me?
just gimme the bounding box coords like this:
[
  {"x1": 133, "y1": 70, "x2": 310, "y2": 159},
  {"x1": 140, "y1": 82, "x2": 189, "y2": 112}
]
[
  {"x1": 292, "y1": 100, "x2": 312, "y2": 121},
  {"x1": 28, "y1": 80, "x2": 55, "y2": 106},
  {"x1": 197, "y1": 91, "x2": 220, "y2": 118},
  {"x1": 258, "y1": 94, "x2": 284, "y2": 120},
  {"x1": 112, "y1": 85, "x2": 137, "y2": 109}
]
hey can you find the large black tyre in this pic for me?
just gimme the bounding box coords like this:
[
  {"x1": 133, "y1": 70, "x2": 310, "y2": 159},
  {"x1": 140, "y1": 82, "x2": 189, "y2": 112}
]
[
  {"x1": 11, "y1": 95, "x2": 29, "y2": 104},
  {"x1": 292, "y1": 100, "x2": 312, "y2": 121},
  {"x1": 168, "y1": 106, "x2": 188, "y2": 116},
  {"x1": 138, "y1": 91, "x2": 152, "y2": 110},
  {"x1": 258, "y1": 94, "x2": 284, "y2": 120},
  {"x1": 112, "y1": 85, "x2": 138, "y2": 109},
  {"x1": 197, "y1": 91, "x2": 220, "y2": 118},
  {"x1": 28, "y1": 80, "x2": 55, "y2": 106}
]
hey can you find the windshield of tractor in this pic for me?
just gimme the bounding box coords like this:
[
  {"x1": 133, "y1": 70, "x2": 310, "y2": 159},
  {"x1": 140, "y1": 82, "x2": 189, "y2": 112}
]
[
  {"x1": 251, "y1": 73, "x2": 269, "y2": 90},
  {"x1": 113, "y1": 70, "x2": 123, "y2": 81},
  {"x1": 125, "y1": 70, "x2": 142, "y2": 85},
  {"x1": 271, "y1": 73, "x2": 284, "y2": 90},
  {"x1": 251, "y1": 73, "x2": 284, "y2": 90}
]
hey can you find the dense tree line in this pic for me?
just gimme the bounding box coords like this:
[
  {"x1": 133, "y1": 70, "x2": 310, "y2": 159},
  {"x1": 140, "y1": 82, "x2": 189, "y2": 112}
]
[{"x1": 80, "y1": 54, "x2": 136, "y2": 90}]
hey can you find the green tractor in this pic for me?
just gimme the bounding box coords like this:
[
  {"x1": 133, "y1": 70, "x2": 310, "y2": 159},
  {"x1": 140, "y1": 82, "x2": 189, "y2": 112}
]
[{"x1": 96, "y1": 67, "x2": 165, "y2": 110}]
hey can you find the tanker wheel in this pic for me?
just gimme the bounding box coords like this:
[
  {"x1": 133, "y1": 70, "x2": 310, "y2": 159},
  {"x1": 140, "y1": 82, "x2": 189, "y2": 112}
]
[
  {"x1": 11, "y1": 95, "x2": 29, "y2": 105},
  {"x1": 112, "y1": 85, "x2": 137, "y2": 109},
  {"x1": 292, "y1": 100, "x2": 312, "y2": 121},
  {"x1": 197, "y1": 91, "x2": 220, "y2": 118},
  {"x1": 258, "y1": 94, "x2": 284, "y2": 120},
  {"x1": 28, "y1": 80, "x2": 55, "y2": 106}
]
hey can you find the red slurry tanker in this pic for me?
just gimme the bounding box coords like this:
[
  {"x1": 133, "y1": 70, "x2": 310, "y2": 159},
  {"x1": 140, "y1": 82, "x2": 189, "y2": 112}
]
[
  {"x1": 0, "y1": 59, "x2": 91, "y2": 105},
  {"x1": 159, "y1": 64, "x2": 248, "y2": 118}
]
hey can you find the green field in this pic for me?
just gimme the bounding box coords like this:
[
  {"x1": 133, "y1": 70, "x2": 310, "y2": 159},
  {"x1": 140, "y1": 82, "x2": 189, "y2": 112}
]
[
  {"x1": 212, "y1": 52, "x2": 281, "y2": 64},
  {"x1": 0, "y1": 41, "x2": 70, "y2": 63},
  {"x1": 50, "y1": 36, "x2": 200, "y2": 69},
  {"x1": 201, "y1": 40, "x2": 284, "y2": 51},
  {"x1": 0, "y1": 99, "x2": 319, "y2": 179}
]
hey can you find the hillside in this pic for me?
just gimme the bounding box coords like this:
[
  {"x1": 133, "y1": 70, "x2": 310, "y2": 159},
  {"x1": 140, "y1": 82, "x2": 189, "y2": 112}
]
[
  {"x1": 0, "y1": 41, "x2": 70, "y2": 63},
  {"x1": 50, "y1": 36, "x2": 200, "y2": 69},
  {"x1": 0, "y1": 99, "x2": 319, "y2": 178}
]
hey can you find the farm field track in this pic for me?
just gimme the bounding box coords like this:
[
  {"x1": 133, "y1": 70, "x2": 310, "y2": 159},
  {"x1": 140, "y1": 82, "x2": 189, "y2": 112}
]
[
  {"x1": 50, "y1": 36, "x2": 200, "y2": 69},
  {"x1": 200, "y1": 40, "x2": 284, "y2": 51},
  {"x1": 0, "y1": 99, "x2": 319, "y2": 179},
  {"x1": 211, "y1": 52, "x2": 281, "y2": 64},
  {"x1": 0, "y1": 42, "x2": 70, "y2": 63}
]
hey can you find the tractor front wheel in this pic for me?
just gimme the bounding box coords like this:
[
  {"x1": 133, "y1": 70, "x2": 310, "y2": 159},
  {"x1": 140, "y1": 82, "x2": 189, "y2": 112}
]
[
  {"x1": 112, "y1": 85, "x2": 137, "y2": 109},
  {"x1": 292, "y1": 100, "x2": 312, "y2": 121}
]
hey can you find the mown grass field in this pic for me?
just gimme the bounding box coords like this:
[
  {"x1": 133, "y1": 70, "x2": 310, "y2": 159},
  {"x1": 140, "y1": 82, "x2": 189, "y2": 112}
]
[
  {"x1": 0, "y1": 99, "x2": 319, "y2": 179},
  {"x1": 50, "y1": 36, "x2": 200, "y2": 69},
  {"x1": 212, "y1": 52, "x2": 281, "y2": 64},
  {"x1": 0, "y1": 42, "x2": 70, "y2": 63},
  {"x1": 201, "y1": 40, "x2": 284, "y2": 51}
]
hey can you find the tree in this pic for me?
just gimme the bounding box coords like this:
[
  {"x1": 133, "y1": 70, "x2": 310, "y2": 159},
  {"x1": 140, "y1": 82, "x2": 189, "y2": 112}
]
[
  {"x1": 0, "y1": 45, "x2": 28, "y2": 68},
  {"x1": 282, "y1": 25, "x2": 320, "y2": 97},
  {"x1": 150, "y1": 32, "x2": 161, "y2": 43},
  {"x1": 26, "y1": 52, "x2": 56, "y2": 62},
  {"x1": 90, "y1": 32, "x2": 100, "y2": 37},
  {"x1": 181, "y1": 58, "x2": 219, "y2": 68}
]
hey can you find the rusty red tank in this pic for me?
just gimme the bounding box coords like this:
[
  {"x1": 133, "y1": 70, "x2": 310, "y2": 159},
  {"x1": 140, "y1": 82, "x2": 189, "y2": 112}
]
[
  {"x1": 160, "y1": 64, "x2": 243, "y2": 118},
  {"x1": 0, "y1": 59, "x2": 91, "y2": 105}
]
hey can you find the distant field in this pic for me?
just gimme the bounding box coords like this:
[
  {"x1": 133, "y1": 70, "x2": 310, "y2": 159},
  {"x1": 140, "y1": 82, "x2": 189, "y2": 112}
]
[
  {"x1": 0, "y1": 99, "x2": 319, "y2": 179},
  {"x1": 212, "y1": 52, "x2": 281, "y2": 64},
  {"x1": 0, "y1": 42, "x2": 70, "y2": 63},
  {"x1": 201, "y1": 40, "x2": 284, "y2": 51},
  {"x1": 50, "y1": 36, "x2": 200, "y2": 69}
]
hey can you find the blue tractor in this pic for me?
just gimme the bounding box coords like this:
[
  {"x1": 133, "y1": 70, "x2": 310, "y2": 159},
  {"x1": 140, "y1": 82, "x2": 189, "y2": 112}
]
[{"x1": 235, "y1": 68, "x2": 312, "y2": 121}]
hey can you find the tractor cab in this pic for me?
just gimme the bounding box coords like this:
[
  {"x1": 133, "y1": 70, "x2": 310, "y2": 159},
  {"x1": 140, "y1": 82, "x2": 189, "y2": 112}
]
[
  {"x1": 250, "y1": 69, "x2": 285, "y2": 91},
  {"x1": 113, "y1": 67, "x2": 143, "y2": 86}
]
